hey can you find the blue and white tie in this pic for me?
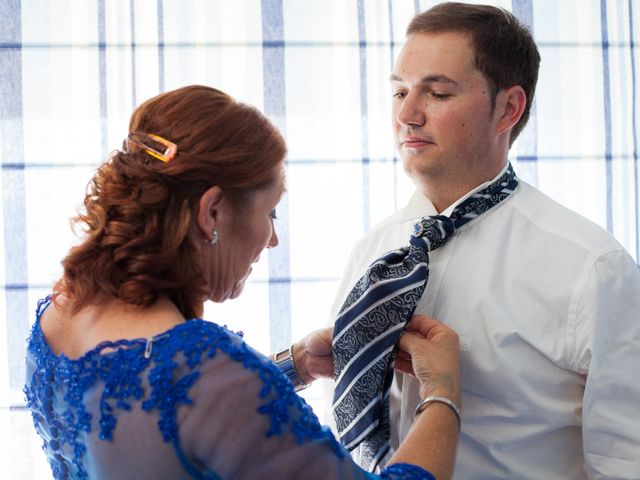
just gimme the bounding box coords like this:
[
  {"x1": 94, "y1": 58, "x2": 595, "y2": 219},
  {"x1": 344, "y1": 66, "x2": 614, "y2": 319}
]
[{"x1": 332, "y1": 164, "x2": 519, "y2": 471}]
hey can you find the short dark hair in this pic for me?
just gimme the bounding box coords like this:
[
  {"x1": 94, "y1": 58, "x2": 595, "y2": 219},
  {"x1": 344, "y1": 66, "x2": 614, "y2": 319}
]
[
  {"x1": 55, "y1": 85, "x2": 286, "y2": 319},
  {"x1": 407, "y1": 2, "x2": 540, "y2": 145}
]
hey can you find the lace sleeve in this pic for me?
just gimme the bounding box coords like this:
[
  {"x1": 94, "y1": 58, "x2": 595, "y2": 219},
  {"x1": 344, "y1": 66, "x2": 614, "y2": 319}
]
[{"x1": 176, "y1": 326, "x2": 433, "y2": 480}]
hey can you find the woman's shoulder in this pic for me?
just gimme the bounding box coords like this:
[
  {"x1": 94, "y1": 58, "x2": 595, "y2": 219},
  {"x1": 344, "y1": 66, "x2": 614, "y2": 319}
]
[
  {"x1": 147, "y1": 317, "x2": 344, "y2": 459},
  {"x1": 24, "y1": 299, "x2": 264, "y2": 476}
]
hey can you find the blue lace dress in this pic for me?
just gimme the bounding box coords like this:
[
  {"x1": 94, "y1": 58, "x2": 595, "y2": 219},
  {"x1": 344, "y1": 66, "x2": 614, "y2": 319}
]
[{"x1": 24, "y1": 297, "x2": 435, "y2": 479}]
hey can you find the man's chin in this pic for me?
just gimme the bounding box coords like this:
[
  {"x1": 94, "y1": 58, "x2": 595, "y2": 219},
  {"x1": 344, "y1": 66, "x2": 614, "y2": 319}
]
[
  {"x1": 402, "y1": 158, "x2": 442, "y2": 180},
  {"x1": 404, "y1": 164, "x2": 433, "y2": 184}
]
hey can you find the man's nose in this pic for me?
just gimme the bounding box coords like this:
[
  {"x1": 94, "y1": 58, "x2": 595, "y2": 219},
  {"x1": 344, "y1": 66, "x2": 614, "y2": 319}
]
[{"x1": 396, "y1": 90, "x2": 425, "y2": 127}]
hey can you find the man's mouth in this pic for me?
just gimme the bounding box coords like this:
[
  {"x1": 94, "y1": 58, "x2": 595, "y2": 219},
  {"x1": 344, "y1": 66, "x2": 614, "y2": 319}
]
[{"x1": 401, "y1": 135, "x2": 435, "y2": 148}]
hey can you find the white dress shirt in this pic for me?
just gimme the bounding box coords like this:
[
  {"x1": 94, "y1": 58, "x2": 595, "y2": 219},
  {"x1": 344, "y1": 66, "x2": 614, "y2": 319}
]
[{"x1": 330, "y1": 172, "x2": 640, "y2": 479}]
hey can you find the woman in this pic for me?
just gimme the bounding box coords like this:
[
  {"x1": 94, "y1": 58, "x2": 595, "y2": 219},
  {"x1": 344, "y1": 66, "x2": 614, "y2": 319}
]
[{"x1": 24, "y1": 85, "x2": 461, "y2": 479}]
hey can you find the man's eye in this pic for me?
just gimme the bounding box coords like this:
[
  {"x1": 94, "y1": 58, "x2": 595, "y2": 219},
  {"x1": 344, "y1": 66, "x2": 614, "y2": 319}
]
[
  {"x1": 269, "y1": 209, "x2": 278, "y2": 220},
  {"x1": 392, "y1": 91, "x2": 406, "y2": 99},
  {"x1": 431, "y1": 92, "x2": 451, "y2": 100}
]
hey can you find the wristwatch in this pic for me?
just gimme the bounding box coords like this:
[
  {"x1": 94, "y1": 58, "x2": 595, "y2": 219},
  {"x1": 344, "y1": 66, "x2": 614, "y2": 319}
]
[{"x1": 273, "y1": 345, "x2": 309, "y2": 391}]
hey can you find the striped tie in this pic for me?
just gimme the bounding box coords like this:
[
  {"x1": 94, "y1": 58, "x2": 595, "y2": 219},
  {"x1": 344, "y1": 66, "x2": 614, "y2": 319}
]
[{"x1": 332, "y1": 164, "x2": 519, "y2": 471}]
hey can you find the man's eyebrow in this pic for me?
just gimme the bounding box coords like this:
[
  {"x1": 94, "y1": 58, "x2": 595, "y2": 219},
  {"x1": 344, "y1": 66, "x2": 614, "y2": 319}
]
[{"x1": 389, "y1": 74, "x2": 459, "y2": 86}]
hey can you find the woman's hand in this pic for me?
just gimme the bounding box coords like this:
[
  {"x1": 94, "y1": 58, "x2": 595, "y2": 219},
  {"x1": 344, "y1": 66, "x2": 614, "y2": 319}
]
[
  {"x1": 291, "y1": 326, "x2": 334, "y2": 385},
  {"x1": 389, "y1": 315, "x2": 460, "y2": 478},
  {"x1": 395, "y1": 314, "x2": 460, "y2": 404}
]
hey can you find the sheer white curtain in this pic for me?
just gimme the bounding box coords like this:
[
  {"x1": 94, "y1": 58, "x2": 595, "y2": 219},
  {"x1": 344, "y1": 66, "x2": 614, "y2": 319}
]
[{"x1": 1, "y1": 0, "x2": 638, "y2": 477}]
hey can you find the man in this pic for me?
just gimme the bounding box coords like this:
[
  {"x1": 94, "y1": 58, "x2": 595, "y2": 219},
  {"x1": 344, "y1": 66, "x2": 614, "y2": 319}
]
[{"x1": 330, "y1": 3, "x2": 640, "y2": 478}]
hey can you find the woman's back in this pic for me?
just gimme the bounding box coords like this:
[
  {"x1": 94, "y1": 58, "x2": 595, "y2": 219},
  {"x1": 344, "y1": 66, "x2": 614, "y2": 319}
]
[
  {"x1": 27, "y1": 297, "x2": 205, "y2": 478},
  {"x1": 25, "y1": 297, "x2": 380, "y2": 480},
  {"x1": 38, "y1": 295, "x2": 185, "y2": 360}
]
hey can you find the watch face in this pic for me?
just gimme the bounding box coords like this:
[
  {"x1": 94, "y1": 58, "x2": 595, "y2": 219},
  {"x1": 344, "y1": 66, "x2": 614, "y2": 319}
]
[
  {"x1": 272, "y1": 346, "x2": 308, "y2": 389},
  {"x1": 274, "y1": 347, "x2": 291, "y2": 362}
]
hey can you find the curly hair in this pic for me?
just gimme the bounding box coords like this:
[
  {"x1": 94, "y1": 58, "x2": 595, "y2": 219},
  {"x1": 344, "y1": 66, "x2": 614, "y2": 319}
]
[
  {"x1": 54, "y1": 85, "x2": 286, "y2": 319},
  {"x1": 408, "y1": 2, "x2": 541, "y2": 146}
]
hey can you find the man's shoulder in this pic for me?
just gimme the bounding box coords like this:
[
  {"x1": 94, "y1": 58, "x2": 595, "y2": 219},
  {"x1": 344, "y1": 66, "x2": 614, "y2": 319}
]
[{"x1": 510, "y1": 181, "x2": 625, "y2": 257}]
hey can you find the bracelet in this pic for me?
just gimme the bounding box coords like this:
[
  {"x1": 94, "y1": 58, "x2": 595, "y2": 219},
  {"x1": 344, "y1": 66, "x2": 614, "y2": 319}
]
[
  {"x1": 414, "y1": 395, "x2": 461, "y2": 429},
  {"x1": 273, "y1": 345, "x2": 309, "y2": 391}
]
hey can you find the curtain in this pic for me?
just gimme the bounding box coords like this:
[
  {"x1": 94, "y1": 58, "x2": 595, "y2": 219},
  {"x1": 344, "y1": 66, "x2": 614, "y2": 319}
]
[{"x1": 1, "y1": 0, "x2": 638, "y2": 476}]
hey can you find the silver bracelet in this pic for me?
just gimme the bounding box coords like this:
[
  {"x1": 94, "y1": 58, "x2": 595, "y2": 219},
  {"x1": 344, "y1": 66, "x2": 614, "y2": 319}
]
[{"x1": 414, "y1": 395, "x2": 461, "y2": 429}]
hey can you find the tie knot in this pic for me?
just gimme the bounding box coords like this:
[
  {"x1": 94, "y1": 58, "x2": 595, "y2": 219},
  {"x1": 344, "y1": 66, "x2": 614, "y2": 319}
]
[{"x1": 411, "y1": 215, "x2": 455, "y2": 251}]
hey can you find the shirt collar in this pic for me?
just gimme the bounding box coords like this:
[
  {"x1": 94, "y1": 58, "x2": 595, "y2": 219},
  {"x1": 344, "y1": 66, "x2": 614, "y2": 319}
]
[{"x1": 398, "y1": 162, "x2": 510, "y2": 224}]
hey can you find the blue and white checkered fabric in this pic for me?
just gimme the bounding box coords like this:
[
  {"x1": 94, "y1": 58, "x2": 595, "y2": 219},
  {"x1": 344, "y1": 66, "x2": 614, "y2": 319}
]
[{"x1": 1, "y1": 1, "x2": 639, "y2": 476}]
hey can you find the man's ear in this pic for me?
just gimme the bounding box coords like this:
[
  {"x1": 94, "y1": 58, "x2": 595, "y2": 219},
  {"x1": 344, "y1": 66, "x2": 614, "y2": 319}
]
[
  {"x1": 495, "y1": 85, "x2": 527, "y2": 136},
  {"x1": 197, "y1": 185, "x2": 224, "y2": 241}
]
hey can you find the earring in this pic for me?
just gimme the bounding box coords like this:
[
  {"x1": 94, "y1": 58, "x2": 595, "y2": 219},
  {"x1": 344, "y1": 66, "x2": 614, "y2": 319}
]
[{"x1": 207, "y1": 228, "x2": 219, "y2": 246}]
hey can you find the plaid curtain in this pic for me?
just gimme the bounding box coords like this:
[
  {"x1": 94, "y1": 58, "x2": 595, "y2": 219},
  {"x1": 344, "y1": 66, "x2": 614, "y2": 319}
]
[{"x1": 1, "y1": 0, "x2": 638, "y2": 477}]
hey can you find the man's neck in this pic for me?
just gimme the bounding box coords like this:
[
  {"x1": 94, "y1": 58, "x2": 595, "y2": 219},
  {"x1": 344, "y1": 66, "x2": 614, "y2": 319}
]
[{"x1": 417, "y1": 161, "x2": 508, "y2": 213}]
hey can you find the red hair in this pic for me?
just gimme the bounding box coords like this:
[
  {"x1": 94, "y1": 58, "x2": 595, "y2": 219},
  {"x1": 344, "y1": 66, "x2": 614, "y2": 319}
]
[{"x1": 54, "y1": 85, "x2": 286, "y2": 318}]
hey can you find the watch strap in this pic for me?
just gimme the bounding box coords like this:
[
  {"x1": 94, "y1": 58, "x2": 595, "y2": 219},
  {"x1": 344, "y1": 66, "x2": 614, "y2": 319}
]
[{"x1": 273, "y1": 345, "x2": 308, "y2": 390}]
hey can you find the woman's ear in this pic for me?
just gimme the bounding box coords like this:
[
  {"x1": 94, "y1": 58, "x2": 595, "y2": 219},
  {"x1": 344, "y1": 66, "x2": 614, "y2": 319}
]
[
  {"x1": 197, "y1": 185, "x2": 224, "y2": 242},
  {"x1": 495, "y1": 85, "x2": 527, "y2": 137}
]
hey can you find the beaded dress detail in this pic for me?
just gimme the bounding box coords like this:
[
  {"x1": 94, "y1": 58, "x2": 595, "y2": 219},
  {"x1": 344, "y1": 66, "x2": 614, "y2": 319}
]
[{"x1": 25, "y1": 296, "x2": 434, "y2": 479}]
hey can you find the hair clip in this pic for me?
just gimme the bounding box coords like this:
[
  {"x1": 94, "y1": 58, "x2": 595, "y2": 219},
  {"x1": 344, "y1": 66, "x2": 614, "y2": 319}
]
[{"x1": 128, "y1": 132, "x2": 178, "y2": 163}]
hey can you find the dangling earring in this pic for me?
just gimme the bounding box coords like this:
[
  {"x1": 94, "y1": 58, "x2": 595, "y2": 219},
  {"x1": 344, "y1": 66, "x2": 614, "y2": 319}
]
[{"x1": 207, "y1": 228, "x2": 219, "y2": 246}]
